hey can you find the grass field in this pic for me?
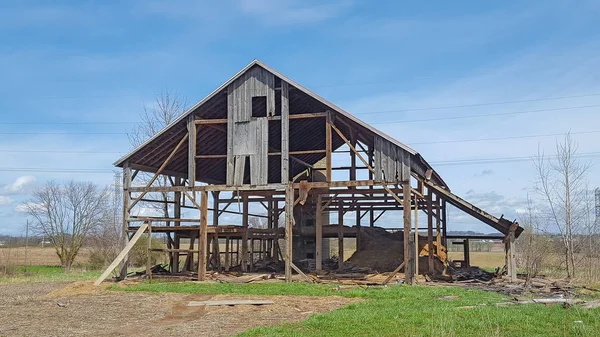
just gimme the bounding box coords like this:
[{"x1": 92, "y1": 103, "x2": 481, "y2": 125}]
[
  {"x1": 0, "y1": 265, "x2": 100, "y2": 284},
  {"x1": 116, "y1": 282, "x2": 600, "y2": 337}
]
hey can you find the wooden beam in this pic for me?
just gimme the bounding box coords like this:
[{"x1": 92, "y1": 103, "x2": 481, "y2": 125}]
[
  {"x1": 290, "y1": 262, "x2": 312, "y2": 282},
  {"x1": 281, "y1": 81, "x2": 289, "y2": 183},
  {"x1": 427, "y1": 188, "x2": 434, "y2": 274},
  {"x1": 316, "y1": 194, "x2": 323, "y2": 271},
  {"x1": 146, "y1": 222, "x2": 152, "y2": 283},
  {"x1": 242, "y1": 195, "x2": 249, "y2": 272},
  {"x1": 212, "y1": 191, "x2": 220, "y2": 271},
  {"x1": 507, "y1": 231, "x2": 517, "y2": 282},
  {"x1": 188, "y1": 115, "x2": 196, "y2": 188},
  {"x1": 284, "y1": 185, "x2": 294, "y2": 282},
  {"x1": 198, "y1": 191, "x2": 209, "y2": 281},
  {"x1": 382, "y1": 261, "x2": 405, "y2": 285},
  {"x1": 128, "y1": 133, "x2": 189, "y2": 210},
  {"x1": 95, "y1": 223, "x2": 149, "y2": 286},
  {"x1": 413, "y1": 193, "x2": 419, "y2": 278},
  {"x1": 356, "y1": 204, "x2": 361, "y2": 251},
  {"x1": 194, "y1": 112, "x2": 327, "y2": 125},
  {"x1": 119, "y1": 162, "x2": 132, "y2": 280},
  {"x1": 325, "y1": 112, "x2": 332, "y2": 182},
  {"x1": 403, "y1": 182, "x2": 414, "y2": 285},
  {"x1": 338, "y1": 199, "x2": 344, "y2": 270}
]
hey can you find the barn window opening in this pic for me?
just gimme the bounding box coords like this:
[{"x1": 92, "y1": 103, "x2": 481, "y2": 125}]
[{"x1": 252, "y1": 96, "x2": 267, "y2": 118}]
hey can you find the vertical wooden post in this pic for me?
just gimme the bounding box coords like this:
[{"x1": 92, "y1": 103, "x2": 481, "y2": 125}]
[
  {"x1": 224, "y1": 236, "x2": 230, "y2": 272},
  {"x1": 402, "y1": 182, "x2": 414, "y2": 284},
  {"x1": 183, "y1": 237, "x2": 195, "y2": 271},
  {"x1": 272, "y1": 200, "x2": 280, "y2": 262},
  {"x1": 325, "y1": 112, "x2": 332, "y2": 182},
  {"x1": 356, "y1": 205, "x2": 361, "y2": 251},
  {"x1": 349, "y1": 133, "x2": 357, "y2": 181},
  {"x1": 316, "y1": 194, "x2": 323, "y2": 271},
  {"x1": 507, "y1": 231, "x2": 517, "y2": 282},
  {"x1": 173, "y1": 178, "x2": 182, "y2": 273},
  {"x1": 441, "y1": 199, "x2": 447, "y2": 248},
  {"x1": 119, "y1": 162, "x2": 131, "y2": 280},
  {"x1": 427, "y1": 188, "x2": 434, "y2": 274},
  {"x1": 187, "y1": 115, "x2": 196, "y2": 188},
  {"x1": 284, "y1": 185, "x2": 294, "y2": 282},
  {"x1": 281, "y1": 81, "x2": 289, "y2": 183},
  {"x1": 267, "y1": 197, "x2": 273, "y2": 259},
  {"x1": 212, "y1": 191, "x2": 220, "y2": 271},
  {"x1": 463, "y1": 239, "x2": 470, "y2": 268},
  {"x1": 413, "y1": 193, "x2": 419, "y2": 277},
  {"x1": 250, "y1": 238, "x2": 255, "y2": 271},
  {"x1": 146, "y1": 222, "x2": 153, "y2": 283},
  {"x1": 242, "y1": 194, "x2": 249, "y2": 272},
  {"x1": 338, "y1": 199, "x2": 344, "y2": 270},
  {"x1": 435, "y1": 196, "x2": 442, "y2": 250},
  {"x1": 198, "y1": 191, "x2": 208, "y2": 281},
  {"x1": 369, "y1": 207, "x2": 374, "y2": 227},
  {"x1": 236, "y1": 239, "x2": 240, "y2": 266}
]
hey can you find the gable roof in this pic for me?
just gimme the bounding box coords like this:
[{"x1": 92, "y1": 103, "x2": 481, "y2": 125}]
[{"x1": 114, "y1": 59, "x2": 447, "y2": 188}]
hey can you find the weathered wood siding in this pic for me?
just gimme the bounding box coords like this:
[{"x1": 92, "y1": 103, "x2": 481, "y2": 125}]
[
  {"x1": 226, "y1": 66, "x2": 274, "y2": 186},
  {"x1": 373, "y1": 135, "x2": 411, "y2": 183},
  {"x1": 280, "y1": 81, "x2": 289, "y2": 183}
]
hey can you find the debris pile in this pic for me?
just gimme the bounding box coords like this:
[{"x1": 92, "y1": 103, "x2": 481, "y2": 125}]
[{"x1": 346, "y1": 227, "x2": 446, "y2": 274}]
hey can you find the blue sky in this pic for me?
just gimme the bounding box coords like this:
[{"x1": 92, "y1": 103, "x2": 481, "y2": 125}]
[{"x1": 1, "y1": 0, "x2": 599, "y2": 235}]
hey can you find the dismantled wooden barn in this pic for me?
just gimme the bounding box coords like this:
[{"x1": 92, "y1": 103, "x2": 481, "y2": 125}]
[{"x1": 98, "y1": 59, "x2": 524, "y2": 285}]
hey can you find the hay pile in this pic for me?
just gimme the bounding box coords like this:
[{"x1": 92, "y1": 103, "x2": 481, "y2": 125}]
[{"x1": 347, "y1": 227, "x2": 445, "y2": 274}]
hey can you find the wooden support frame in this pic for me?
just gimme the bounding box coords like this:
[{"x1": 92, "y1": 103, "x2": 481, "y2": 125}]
[
  {"x1": 96, "y1": 222, "x2": 149, "y2": 286},
  {"x1": 188, "y1": 114, "x2": 196, "y2": 188},
  {"x1": 427, "y1": 187, "x2": 434, "y2": 274},
  {"x1": 402, "y1": 182, "x2": 415, "y2": 285},
  {"x1": 315, "y1": 194, "x2": 323, "y2": 271},
  {"x1": 325, "y1": 111, "x2": 332, "y2": 182},
  {"x1": 284, "y1": 185, "x2": 294, "y2": 282},
  {"x1": 119, "y1": 162, "x2": 132, "y2": 280},
  {"x1": 198, "y1": 191, "x2": 209, "y2": 281},
  {"x1": 338, "y1": 198, "x2": 344, "y2": 270},
  {"x1": 242, "y1": 195, "x2": 249, "y2": 272}
]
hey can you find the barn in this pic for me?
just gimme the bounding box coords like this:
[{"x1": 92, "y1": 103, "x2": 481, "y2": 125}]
[{"x1": 98, "y1": 60, "x2": 523, "y2": 285}]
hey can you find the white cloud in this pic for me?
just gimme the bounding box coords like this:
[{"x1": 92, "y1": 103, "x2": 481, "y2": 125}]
[
  {"x1": 3, "y1": 176, "x2": 37, "y2": 194},
  {"x1": 0, "y1": 196, "x2": 13, "y2": 205},
  {"x1": 14, "y1": 201, "x2": 43, "y2": 213}
]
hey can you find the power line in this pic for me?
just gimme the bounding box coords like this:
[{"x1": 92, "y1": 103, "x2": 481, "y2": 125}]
[
  {"x1": 2, "y1": 93, "x2": 600, "y2": 125},
  {"x1": 430, "y1": 151, "x2": 600, "y2": 166},
  {"x1": 0, "y1": 121, "x2": 135, "y2": 125},
  {"x1": 0, "y1": 103, "x2": 597, "y2": 134},
  {"x1": 0, "y1": 132, "x2": 126, "y2": 135},
  {"x1": 0, "y1": 149, "x2": 123, "y2": 154},
  {"x1": 369, "y1": 104, "x2": 600, "y2": 124},
  {"x1": 354, "y1": 93, "x2": 600, "y2": 115},
  {"x1": 0, "y1": 167, "x2": 114, "y2": 173},
  {"x1": 407, "y1": 130, "x2": 600, "y2": 146}
]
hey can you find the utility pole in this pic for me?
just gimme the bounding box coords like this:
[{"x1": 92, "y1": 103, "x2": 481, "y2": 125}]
[
  {"x1": 25, "y1": 220, "x2": 29, "y2": 272},
  {"x1": 595, "y1": 188, "x2": 600, "y2": 225}
]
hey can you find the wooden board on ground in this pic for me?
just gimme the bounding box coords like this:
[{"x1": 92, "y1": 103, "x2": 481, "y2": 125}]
[{"x1": 188, "y1": 300, "x2": 274, "y2": 307}]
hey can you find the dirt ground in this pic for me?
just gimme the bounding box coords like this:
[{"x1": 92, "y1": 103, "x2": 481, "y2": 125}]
[{"x1": 0, "y1": 281, "x2": 358, "y2": 337}]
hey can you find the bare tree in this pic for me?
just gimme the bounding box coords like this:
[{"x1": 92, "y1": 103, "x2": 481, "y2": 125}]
[
  {"x1": 533, "y1": 133, "x2": 591, "y2": 279},
  {"x1": 23, "y1": 181, "x2": 110, "y2": 271},
  {"x1": 128, "y1": 90, "x2": 188, "y2": 215},
  {"x1": 128, "y1": 90, "x2": 188, "y2": 267},
  {"x1": 517, "y1": 195, "x2": 549, "y2": 287}
]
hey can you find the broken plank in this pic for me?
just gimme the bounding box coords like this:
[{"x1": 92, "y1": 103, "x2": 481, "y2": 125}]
[{"x1": 187, "y1": 300, "x2": 274, "y2": 307}]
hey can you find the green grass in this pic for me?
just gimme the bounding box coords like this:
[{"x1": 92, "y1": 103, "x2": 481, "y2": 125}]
[
  {"x1": 0, "y1": 265, "x2": 100, "y2": 284},
  {"x1": 113, "y1": 282, "x2": 600, "y2": 336}
]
